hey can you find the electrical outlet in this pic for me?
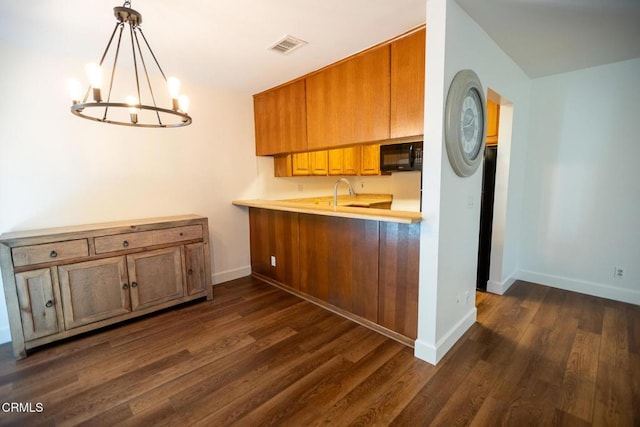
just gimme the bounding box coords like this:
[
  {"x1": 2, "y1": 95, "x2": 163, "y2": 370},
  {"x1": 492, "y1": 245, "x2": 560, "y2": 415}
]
[
  {"x1": 465, "y1": 291, "x2": 470, "y2": 305},
  {"x1": 270, "y1": 256, "x2": 276, "y2": 267},
  {"x1": 297, "y1": 184, "x2": 303, "y2": 192},
  {"x1": 467, "y1": 195, "x2": 474, "y2": 209},
  {"x1": 613, "y1": 266, "x2": 624, "y2": 280}
]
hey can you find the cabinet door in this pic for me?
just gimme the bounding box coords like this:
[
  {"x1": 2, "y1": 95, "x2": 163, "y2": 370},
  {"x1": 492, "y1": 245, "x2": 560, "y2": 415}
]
[
  {"x1": 58, "y1": 257, "x2": 130, "y2": 330},
  {"x1": 390, "y1": 28, "x2": 426, "y2": 139},
  {"x1": 310, "y1": 151, "x2": 328, "y2": 176},
  {"x1": 360, "y1": 145, "x2": 381, "y2": 175},
  {"x1": 328, "y1": 147, "x2": 359, "y2": 176},
  {"x1": 306, "y1": 45, "x2": 390, "y2": 150},
  {"x1": 292, "y1": 152, "x2": 311, "y2": 176},
  {"x1": 184, "y1": 243, "x2": 207, "y2": 296},
  {"x1": 127, "y1": 247, "x2": 184, "y2": 311},
  {"x1": 15, "y1": 268, "x2": 59, "y2": 341},
  {"x1": 254, "y1": 80, "x2": 307, "y2": 155}
]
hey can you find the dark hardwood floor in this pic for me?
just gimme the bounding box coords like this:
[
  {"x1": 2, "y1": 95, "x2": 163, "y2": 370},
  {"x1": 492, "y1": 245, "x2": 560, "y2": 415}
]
[{"x1": 0, "y1": 276, "x2": 638, "y2": 426}]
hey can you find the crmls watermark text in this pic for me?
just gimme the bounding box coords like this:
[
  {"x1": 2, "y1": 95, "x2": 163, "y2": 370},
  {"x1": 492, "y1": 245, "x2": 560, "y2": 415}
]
[{"x1": 1, "y1": 402, "x2": 44, "y2": 413}]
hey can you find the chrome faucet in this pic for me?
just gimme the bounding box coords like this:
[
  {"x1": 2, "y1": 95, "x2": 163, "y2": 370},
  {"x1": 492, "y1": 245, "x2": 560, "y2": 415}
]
[{"x1": 333, "y1": 178, "x2": 355, "y2": 207}]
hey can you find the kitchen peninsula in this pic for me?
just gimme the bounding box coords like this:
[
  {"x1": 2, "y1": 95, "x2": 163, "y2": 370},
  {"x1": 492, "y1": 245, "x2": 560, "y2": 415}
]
[{"x1": 233, "y1": 196, "x2": 421, "y2": 345}]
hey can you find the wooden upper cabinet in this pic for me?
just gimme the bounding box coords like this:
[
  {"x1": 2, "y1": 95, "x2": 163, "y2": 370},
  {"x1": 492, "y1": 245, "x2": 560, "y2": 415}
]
[
  {"x1": 253, "y1": 80, "x2": 307, "y2": 156},
  {"x1": 486, "y1": 99, "x2": 500, "y2": 146},
  {"x1": 328, "y1": 147, "x2": 359, "y2": 176},
  {"x1": 390, "y1": 28, "x2": 426, "y2": 139},
  {"x1": 306, "y1": 45, "x2": 391, "y2": 150},
  {"x1": 360, "y1": 144, "x2": 381, "y2": 176}
]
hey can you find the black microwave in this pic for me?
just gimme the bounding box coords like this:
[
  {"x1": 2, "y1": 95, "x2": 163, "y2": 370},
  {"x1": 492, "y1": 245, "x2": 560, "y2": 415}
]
[{"x1": 380, "y1": 142, "x2": 423, "y2": 172}]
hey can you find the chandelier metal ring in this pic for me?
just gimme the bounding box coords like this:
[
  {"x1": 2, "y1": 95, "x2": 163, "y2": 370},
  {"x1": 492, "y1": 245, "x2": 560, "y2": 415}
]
[{"x1": 71, "y1": 102, "x2": 192, "y2": 128}]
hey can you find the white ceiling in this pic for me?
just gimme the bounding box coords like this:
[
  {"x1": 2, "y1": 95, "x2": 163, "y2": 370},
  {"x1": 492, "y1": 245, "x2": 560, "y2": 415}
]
[
  {"x1": 455, "y1": 0, "x2": 640, "y2": 78},
  {"x1": 1, "y1": 0, "x2": 638, "y2": 94}
]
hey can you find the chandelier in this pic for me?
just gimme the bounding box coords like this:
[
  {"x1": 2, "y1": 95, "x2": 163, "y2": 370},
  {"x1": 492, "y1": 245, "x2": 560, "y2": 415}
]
[{"x1": 67, "y1": 1, "x2": 192, "y2": 128}]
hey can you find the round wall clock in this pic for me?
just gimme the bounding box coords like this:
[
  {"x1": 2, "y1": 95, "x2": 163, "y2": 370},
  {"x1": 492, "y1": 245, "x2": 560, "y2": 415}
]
[{"x1": 444, "y1": 69, "x2": 487, "y2": 177}]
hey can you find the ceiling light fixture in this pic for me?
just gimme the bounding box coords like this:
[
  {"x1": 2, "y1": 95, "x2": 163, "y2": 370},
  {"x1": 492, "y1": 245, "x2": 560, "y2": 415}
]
[{"x1": 67, "y1": 1, "x2": 192, "y2": 128}]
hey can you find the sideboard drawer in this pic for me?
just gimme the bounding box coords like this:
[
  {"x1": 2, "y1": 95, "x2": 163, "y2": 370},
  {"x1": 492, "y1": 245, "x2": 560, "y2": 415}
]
[
  {"x1": 12, "y1": 239, "x2": 89, "y2": 267},
  {"x1": 94, "y1": 225, "x2": 203, "y2": 254}
]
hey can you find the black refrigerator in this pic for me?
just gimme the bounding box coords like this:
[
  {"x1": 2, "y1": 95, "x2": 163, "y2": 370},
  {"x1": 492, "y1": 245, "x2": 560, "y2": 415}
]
[{"x1": 476, "y1": 145, "x2": 497, "y2": 291}]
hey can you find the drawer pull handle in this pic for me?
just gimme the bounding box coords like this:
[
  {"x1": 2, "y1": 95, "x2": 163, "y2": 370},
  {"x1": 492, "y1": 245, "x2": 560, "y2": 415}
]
[
  {"x1": 180, "y1": 232, "x2": 184, "y2": 236},
  {"x1": 122, "y1": 284, "x2": 129, "y2": 290},
  {"x1": 131, "y1": 282, "x2": 138, "y2": 288},
  {"x1": 50, "y1": 250, "x2": 58, "y2": 258},
  {"x1": 188, "y1": 268, "x2": 193, "y2": 275},
  {"x1": 45, "y1": 300, "x2": 53, "y2": 308},
  {"x1": 122, "y1": 240, "x2": 129, "y2": 248}
]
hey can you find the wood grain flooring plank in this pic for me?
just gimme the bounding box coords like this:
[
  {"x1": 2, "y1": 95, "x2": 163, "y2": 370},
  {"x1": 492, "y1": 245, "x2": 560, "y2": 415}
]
[
  {"x1": 558, "y1": 329, "x2": 601, "y2": 422},
  {"x1": 311, "y1": 347, "x2": 417, "y2": 427},
  {"x1": 390, "y1": 337, "x2": 487, "y2": 426},
  {"x1": 592, "y1": 358, "x2": 634, "y2": 426},
  {"x1": 600, "y1": 305, "x2": 630, "y2": 369},
  {"x1": 255, "y1": 337, "x2": 404, "y2": 426},
  {"x1": 1, "y1": 278, "x2": 638, "y2": 426}
]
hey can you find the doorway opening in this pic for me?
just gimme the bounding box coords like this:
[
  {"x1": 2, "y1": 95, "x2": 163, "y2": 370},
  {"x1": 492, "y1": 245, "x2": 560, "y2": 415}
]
[{"x1": 476, "y1": 89, "x2": 513, "y2": 293}]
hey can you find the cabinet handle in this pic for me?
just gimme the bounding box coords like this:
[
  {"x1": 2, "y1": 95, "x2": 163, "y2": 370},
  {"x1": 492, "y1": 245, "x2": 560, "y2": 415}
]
[
  {"x1": 131, "y1": 282, "x2": 138, "y2": 288},
  {"x1": 50, "y1": 250, "x2": 58, "y2": 258},
  {"x1": 122, "y1": 284, "x2": 129, "y2": 290},
  {"x1": 122, "y1": 240, "x2": 129, "y2": 248},
  {"x1": 45, "y1": 300, "x2": 53, "y2": 308},
  {"x1": 188, "y1": 268, "x2": 193, "y2": 275}
]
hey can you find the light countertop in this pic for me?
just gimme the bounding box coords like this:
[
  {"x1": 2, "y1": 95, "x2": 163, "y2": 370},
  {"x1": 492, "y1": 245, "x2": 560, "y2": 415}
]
[{"x1": 233, "y1": 194, "x2": 422, "y2": 224}]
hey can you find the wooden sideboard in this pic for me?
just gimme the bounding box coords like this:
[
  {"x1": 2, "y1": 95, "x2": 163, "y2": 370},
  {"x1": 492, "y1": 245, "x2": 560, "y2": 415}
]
[{"x1": 0, "y1": 215, "x2": 213, "y2": 359}]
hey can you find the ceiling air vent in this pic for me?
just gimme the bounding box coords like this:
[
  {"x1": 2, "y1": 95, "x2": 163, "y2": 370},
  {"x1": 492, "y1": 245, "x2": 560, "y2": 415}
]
[{"x1": 269, "y1": 35, "x2": 308, "y2": 55}]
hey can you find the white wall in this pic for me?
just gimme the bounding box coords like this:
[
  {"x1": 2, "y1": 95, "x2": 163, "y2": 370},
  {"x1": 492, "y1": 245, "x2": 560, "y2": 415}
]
[
  {"x1": 416, "y1": 0, "x2": 531, "y2": 363},
  {"x1": 0, "y1": 41, "x2": 258, "y2": 343},
  {"x1": 519, "y1": 58, "x2": 640, "y2": 304}
]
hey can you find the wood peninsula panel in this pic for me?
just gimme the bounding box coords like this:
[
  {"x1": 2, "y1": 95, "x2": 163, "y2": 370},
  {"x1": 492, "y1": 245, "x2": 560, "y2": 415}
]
[
  {"x1": 249, "y1": 208, "x2": 300, "y2": 289},
  {"x1": 253, "y1": 79, "x2": 307, "y2": 155},
  {"x1": 298, "y1": 214, "x2": 379, "y2": 322},
  {"x1": 390, "y1": 27, "x2": 426, "y2": 139},
  {"x1": 378, "y1": 222, "x2": 420, "y2": 339},
  {"x1": 306, "y1": 45, "x2": 391, "y2": 150}
]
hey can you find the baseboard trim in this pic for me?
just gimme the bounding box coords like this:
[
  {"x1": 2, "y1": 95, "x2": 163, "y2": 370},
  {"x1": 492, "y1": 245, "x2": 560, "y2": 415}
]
[
  {"x1": 517, "y1": 269, "x2": 640, "y2": 305},
  {"x1": 212, "y1": 265, "x2": 252, "y2": 285},
  {"x1": 487, "y1": 275, "x2": 517, "y2": 295},
  {"x1": 414, "y1": 306, "x2": 476, "y2": 365},
  {"x1": 0, "y1": 327, "x2": 11, "y2": 345}
]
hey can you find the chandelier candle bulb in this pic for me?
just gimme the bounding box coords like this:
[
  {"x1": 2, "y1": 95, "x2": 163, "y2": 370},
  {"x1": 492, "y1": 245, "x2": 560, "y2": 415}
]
[
  {"x1": 167, "y1": 77, "x2": 181, "y2": 110},
  {"x1": 126, "y1": 96, "x2": 139, "y2": 124},
  {"x1": 66, "y1": 78, "x2": 82, "y2": 104},
  {"x1": 85, "y1": 63, "x2": 103, "y2": 102}
]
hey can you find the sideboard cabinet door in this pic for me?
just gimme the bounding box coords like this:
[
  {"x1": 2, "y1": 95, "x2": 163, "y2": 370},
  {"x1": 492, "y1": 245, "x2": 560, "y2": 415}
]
[
  {"x1": 58, "y1": 257, "x2": 130, "y2": 330},
  {"x1": 185, "y1": 243, "x2": 207, "y2": 296},
  {"x1": 15, "y1": 268, "x2": 60, "y2": 341},
  {"x1": 127, "y1": 247, "x2": 184, "y2": 311}
]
